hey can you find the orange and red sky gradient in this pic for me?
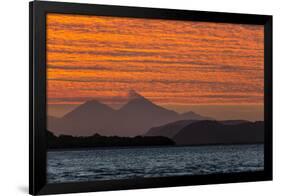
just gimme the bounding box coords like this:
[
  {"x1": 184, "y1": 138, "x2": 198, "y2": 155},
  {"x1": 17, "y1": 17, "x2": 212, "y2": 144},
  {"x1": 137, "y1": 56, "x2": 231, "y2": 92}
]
[{"x1": 46, "y1": 13, "x2": 264, "y2": 121}]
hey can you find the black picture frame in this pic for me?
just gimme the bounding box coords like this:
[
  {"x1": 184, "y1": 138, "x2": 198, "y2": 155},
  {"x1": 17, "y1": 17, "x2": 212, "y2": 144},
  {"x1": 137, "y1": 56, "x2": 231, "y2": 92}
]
[{"x1": 29, "y1": 1, "x2": 273, "y2": 195}]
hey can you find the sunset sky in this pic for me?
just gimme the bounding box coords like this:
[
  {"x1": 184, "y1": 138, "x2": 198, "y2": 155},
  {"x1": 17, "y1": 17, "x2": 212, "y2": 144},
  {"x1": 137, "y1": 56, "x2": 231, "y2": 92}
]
[{"x1": 47, "y1": 13, "x2": 264, "y2": 121}]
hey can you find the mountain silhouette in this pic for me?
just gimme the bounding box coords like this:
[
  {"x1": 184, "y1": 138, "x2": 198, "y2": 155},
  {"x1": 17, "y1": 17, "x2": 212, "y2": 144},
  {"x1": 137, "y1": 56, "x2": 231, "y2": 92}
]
[
  {"x1": 47, "y1": 115, "x2": 60, "y2": 134},
  {"x1": 173, "y1": 120, "x2": 264, "y2": 145},
  {"x1": 179, "y1": 111, "x2": 214, "y2": 120},
  {"x1": 64, "y1": 100, "x2": 114, "y2": 120},
  {"x1": 58, "y1": 100, "x2": 115, "y2": 136},
  {"x1": 113, "y1": 92, "x2": 179, "y2": 136},
  {"x1": 145, "y1": 119, "x2": 250, "y2": 138},
  {"x1": 48, "y1": 100, "x2": 116, "y2": 136},
  {"x1": 48, "y1": 90, "x2": 213, "y2": 136},
  {"x1": 145, "y1": 120, "x2": 197, "y2": 138}
]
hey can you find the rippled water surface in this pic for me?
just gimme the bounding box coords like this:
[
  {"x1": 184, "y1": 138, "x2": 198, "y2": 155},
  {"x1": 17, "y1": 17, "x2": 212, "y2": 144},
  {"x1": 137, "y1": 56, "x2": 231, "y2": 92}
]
[{"x1": 47, "y1": 144, "x2": 264, "y2": 183}]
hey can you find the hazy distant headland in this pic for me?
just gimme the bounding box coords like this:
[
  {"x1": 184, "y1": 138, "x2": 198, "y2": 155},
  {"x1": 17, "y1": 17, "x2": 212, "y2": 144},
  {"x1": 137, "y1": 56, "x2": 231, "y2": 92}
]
[{"x1": 148, "y1": 120, "x2": 264, "y2": 145}]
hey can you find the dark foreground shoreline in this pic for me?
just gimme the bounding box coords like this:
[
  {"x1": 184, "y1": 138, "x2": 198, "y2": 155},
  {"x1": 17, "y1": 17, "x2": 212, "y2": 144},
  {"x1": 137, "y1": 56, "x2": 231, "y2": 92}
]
[{"x1": 47, "y1": 130, "x2": 175, "y2": 149}]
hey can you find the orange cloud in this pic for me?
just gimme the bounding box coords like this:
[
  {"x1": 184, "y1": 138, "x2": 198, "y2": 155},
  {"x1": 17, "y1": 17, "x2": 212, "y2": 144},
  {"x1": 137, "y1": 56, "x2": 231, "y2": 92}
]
[{"x1": 46, "y1": 13, "x2": 264, "y2": 108}]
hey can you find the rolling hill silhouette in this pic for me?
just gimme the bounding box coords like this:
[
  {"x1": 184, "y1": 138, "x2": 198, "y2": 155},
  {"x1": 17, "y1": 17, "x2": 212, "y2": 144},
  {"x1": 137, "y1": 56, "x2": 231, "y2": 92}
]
[
  {"x1": 173, "y1": 120, "x2": 264, "y2": 145},
  {"x1": 145, "y1": 119, "x2": 252, "y2": 139},
  {"x1": 145, "y1": 120, "x2": 198, "y2": 138},
  {"x1": 48, "y1": 90, "x2": 212, "y2": 136}
]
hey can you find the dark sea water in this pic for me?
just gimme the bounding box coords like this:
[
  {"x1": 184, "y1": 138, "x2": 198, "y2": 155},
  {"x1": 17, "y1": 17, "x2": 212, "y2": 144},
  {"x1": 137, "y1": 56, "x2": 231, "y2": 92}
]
[{"x1": 47, "y1": 144, "x2": 264, "y2": 183}]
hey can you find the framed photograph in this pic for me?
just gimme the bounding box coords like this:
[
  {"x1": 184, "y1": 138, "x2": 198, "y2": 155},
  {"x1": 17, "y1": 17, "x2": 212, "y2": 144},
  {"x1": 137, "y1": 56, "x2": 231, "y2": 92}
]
[{"x1": 29, "y1": 1, "x2": 272, "y2": 195}]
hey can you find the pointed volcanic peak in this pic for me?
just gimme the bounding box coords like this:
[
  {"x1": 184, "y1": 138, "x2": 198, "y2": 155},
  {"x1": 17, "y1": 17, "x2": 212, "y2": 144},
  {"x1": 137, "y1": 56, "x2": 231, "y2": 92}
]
[
  {"x1": 63, "y1": 99, "x2": 114, "y2": 120},
  {"x1": 113, "y1": 90, "x2": 179, "y2": 136},
  {"x1": 52, "y1": 99, "x2": 117, "y2": 136},
  {"x1": 120, "y1": 90, "x2": 177, "y2": 115},
  {"x1": 124, "y1": 90, "x2": 155, "y2": 108},
  {"x1": 128, "y1": 89, "x2": 144, "y2": 100},
  {"x1": 180, "y1": 111, "x2": 214, "y2": 121}
]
